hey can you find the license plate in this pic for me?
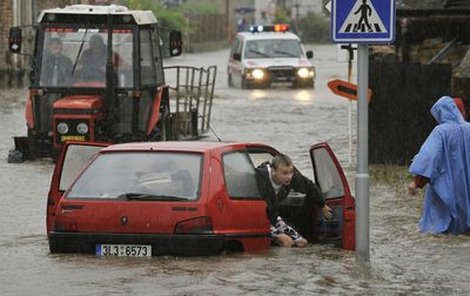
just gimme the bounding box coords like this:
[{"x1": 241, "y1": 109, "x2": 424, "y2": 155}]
[
  {"x1": 96, "y1": 244, "x2": 152, "y2": 257},
  {"x1": 61, "y1": 135, "x2": 85, "y2": 142},
  {"x1": 272, "y1": 82, "x2": 292, "y2": 87}
]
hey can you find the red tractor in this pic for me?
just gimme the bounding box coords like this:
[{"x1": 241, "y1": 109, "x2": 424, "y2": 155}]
[{"x1": 8, "y1": 4, "x2": 215, "y2": 162}]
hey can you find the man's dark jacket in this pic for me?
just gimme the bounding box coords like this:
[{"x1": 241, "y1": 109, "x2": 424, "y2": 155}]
[
  {"x1": 255, "y1": 162, "x2": 325, "y2": 225},
  {"x1": 42, "y1": 54, "x2": 73, "y2": 85}
]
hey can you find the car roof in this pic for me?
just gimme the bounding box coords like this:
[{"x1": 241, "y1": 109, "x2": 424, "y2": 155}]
[
  {"x1": 237, "y1": 31, "x2": 301, "y2": 41},
  {"x1": 100, "y1": 141, "x2": 273, "y2": 153}
]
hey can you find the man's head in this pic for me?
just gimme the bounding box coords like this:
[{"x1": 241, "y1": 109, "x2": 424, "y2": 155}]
[
  {"x1": 47, "y1": 38, "x2": 63, "y2": 56},
  {"x1": 89, "y1": 34, "x2": 105, "y2": 52},
  {"x1": 271, "y1": 154, "x2": 294, "y2": 186}
]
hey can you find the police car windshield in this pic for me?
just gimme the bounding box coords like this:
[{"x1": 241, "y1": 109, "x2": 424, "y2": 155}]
[{"x1": 244, "y1": 39, "x2": 302, "y2": 59}]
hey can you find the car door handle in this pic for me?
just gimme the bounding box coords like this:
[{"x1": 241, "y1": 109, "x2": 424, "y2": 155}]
[{"x1": 60, "y1": 204, "x2": 84, "y2": 210}]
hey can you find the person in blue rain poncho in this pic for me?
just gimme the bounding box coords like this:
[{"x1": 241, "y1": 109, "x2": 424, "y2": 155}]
[{"x1": 408, "y1": 96, "x2": 470, "y2": 234}]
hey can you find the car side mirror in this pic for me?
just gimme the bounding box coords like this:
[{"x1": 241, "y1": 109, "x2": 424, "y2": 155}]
[
  {"x1": 233, "y1": 53, "x2": 241, "y2": 61},
  {"x1": 169, "y1": 30, "x2": 182, "y2": 57},
  {"x1": 306, "y1": 50, "x2": 314, "y2": 59},
  {"x1": 9, "y1": 27, "x2": 22, "y2": 53}
]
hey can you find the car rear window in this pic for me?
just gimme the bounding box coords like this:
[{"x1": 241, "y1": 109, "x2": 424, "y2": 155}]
[{"x1": 66, "y1": 152, "x2": 202, "y2": 201}]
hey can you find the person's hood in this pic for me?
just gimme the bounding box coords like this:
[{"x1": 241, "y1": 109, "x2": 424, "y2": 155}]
[{"x1": 430, "y1": 96, "x2": 465, "y2": 124}]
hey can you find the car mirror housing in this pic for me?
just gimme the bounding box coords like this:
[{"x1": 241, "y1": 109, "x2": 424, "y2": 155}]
[
  {"x1": 306, "y1": 50, "x2": 314, "y2": 59},
  {"x1": 169, "y1": 30, "x2": 183, "y2": 56},
  {"x1": 233, "y1": 53, "x2": 241, "y2": 61},
  {"x1": 9, "y1": 27, "x2": 22, "y2": 53}
]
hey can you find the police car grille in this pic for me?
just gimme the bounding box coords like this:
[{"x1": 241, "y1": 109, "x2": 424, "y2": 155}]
[{"x1": 268, "y1": 67, "x2": 295, "y2": 81}]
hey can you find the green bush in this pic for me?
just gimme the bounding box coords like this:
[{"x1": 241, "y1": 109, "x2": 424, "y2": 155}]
[
  {"x1": 125, "y1": 0, "x2": 186, "y2": 31},
  {"x1": 297, "y1": 12, "x2": 331, "y2": 44},
  {"x1": 181, "y1": 3, "x2": 218, "y2": 15}
]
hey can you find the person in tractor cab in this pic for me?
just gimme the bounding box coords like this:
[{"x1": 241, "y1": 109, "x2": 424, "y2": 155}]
[
  {"x1": 77, "y1": 34, "x2": 127, "y2": 83},
  {"x1": 255, "y1": 154, "x2": 332, "y2": 248},
  {"x1": 40, "y1": 38, "x2": 73, "y2": 86}
]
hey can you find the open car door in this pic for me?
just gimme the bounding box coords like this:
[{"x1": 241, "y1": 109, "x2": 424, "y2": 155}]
[
  {"x1": 310, "y1": 142, "x2": 355, "y2": 250},
  {"x1": 46, "y1": 142, "x2": 109, "y2": 235}
]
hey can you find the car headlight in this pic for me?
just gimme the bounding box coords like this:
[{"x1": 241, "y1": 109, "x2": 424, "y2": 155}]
[
  {"x1": 76, "y1": 123, "x2": 89, "y2": 135},
  {"x1": 57, "y1": 122, "x2": 69, "y2": 134},
  {"x1": 252, "y1": 69, "x2": 265, "y2": 80},
  {"x1": 297, "y1": 67, "x2": 313, "y2": 79},
  {"x1": 246, "y1": 68, "x2": 266, "y2": 80}
]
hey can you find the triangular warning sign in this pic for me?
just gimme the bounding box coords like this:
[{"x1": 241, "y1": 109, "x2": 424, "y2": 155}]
[{"x1": 339, "y1": 0, "x2": 387, "y2": 34}]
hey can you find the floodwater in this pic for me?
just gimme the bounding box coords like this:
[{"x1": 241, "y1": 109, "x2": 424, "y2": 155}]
[{"x1": 1, "y1": 44, "x2": 470, "y2": 296}]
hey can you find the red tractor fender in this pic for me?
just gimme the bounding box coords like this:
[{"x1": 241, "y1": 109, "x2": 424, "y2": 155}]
[{"x1": 146, "y1": 86, "x2": 165, "y2": 135}]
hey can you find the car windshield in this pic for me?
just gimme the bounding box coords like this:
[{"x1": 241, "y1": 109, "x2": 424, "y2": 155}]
[
  {"x1": 244, "y1": 39, "x2": 303, "y2": 59},
  {"x1": 66, "y1": 152, "x2": 202, "y2": 201},
  {"x1": 39, "y1": 27, "x2": 133, "y2": 88}
]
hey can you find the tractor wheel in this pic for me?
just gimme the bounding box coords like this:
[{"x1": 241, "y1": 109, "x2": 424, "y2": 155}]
[{"x1": 7, "y1": 149, "x2": 24, "y2": 163}]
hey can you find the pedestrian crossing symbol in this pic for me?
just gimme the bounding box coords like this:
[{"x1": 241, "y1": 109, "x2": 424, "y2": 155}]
[{"x1": 331, "y1": 0, "x2": 395, "y2": 43}]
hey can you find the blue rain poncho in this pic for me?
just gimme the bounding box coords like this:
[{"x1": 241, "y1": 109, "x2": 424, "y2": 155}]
[{"x1": 409, "y1": 96, "x2": 470, "y2": 234}]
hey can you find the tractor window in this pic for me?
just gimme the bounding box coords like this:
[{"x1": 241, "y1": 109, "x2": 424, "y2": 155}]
[
  {"x1": 39, "y1": 28, "x2": 133, "y2": 88},
  {"x1": 151, "y1": 27, "x2": 164, "y2": 85},
  {"x1": 140, "y1": 29, "x2": 156, "y2": 86},
  {"x1": 112, "y1": 31, "x2": 134, "y2": 88}
]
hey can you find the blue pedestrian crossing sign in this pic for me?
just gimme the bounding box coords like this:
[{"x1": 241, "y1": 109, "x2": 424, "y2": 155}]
[{"x1": 331, "y1": 0, "x2": 395, "y2": 43}]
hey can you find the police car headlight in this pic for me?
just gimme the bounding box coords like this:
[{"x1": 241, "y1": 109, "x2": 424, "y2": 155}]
[
  {"x1": 76, "y1": 123, "x2": 89, "y2": 135},
  {"x1": 252, "y1": 69, "x2": 265, "y2": 80},
  {"x1": 57, "y1": 122, "x2": 69, "y2": 134},
  {"x1": 297, "y1": 67, "x2": 311, "y2": 79}
]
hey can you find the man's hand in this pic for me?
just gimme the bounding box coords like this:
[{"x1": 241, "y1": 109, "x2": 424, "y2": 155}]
[
  {"x1": 322, "y1": 205, "x2": 332, "y2": 220},
  {"x1": 408, "y1": 180, "x2": 418, "y2": 195}
]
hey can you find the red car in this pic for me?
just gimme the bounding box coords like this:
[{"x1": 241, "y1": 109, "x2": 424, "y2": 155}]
[{"x1": 47, "y1": 141, "x2": 355, "y2": 256}]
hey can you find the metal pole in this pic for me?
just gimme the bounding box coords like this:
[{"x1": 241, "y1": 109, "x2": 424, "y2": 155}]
[
  {"x1": 356, "y1": 43, "x2": 370, "y2": 262},
  {"x1": 347, "y1": 48, "x2": 353, "y2": 166}
]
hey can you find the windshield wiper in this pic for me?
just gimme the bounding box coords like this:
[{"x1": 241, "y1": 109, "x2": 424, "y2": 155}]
[
  {"x1": 248, "y1": 49, "x2": 270, "y2": 57},
  {"x1": 118, "y1": 192, "x2": 189, "y2": 201},
  {"x1": 273, "y1": 50, "x2": 298, "y2": 57},
  {"x1": 71, "y1": 29, "x2": 89, "y2": 76}
]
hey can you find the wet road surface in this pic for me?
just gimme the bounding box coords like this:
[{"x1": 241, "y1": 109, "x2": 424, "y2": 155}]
[{"x1": 1, "y1": 45, "x2": 470, "y2": 295}]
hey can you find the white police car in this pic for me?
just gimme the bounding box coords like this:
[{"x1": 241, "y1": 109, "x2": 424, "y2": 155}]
[{"x1": 227, "y1": 24, "x2": 315, "y2": 89}]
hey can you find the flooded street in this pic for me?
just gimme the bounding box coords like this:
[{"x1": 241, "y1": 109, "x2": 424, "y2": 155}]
[{"x1": 1, "y1": 44, "x2": 470, "y2": 295}]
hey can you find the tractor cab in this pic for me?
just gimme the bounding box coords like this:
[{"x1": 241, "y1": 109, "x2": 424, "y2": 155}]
[{"x1": 7, "y1": 5, "x2": 213, "y2": 163}]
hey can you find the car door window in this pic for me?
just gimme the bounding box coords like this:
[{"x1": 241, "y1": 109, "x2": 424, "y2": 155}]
[
  {"x1": 223, "y1": 151, "x2": 262, "y2": 199},
  {"x1": 247, "y1": 151, "x2": 274, "y2": 168},
  {"x1": 231, "y1": 38, "x2": 243, "y2": 59},
  {"x1": 312, "y1": 148, "x2": 345, "y2": 199}
]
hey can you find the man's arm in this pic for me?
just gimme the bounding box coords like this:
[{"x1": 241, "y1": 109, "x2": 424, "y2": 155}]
[
  {"x1": 255, "y1": 167, "x2": 279, "y2": 225},
  {"x1": 291, "y1": 171, "x2": 332, "y2": 219}
]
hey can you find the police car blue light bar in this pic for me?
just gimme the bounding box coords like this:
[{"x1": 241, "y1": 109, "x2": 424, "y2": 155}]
[{"x1": 249, "y1": 24, "x2": 289, "y2": 33}]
